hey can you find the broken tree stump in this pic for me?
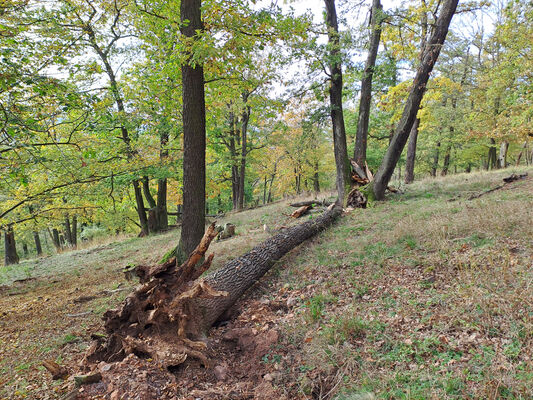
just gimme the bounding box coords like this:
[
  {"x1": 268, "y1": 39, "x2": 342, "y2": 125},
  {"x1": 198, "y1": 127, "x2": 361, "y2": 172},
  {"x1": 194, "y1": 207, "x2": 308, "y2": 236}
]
[{"x1": 346, "y1": 188, "x2": 367, "y2": 209}]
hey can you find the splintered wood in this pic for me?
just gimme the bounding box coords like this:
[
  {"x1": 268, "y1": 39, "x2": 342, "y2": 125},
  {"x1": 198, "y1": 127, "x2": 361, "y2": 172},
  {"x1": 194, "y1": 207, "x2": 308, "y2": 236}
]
[{"x1": 290, "y1": 205, "x2": 312, "y2": 218}]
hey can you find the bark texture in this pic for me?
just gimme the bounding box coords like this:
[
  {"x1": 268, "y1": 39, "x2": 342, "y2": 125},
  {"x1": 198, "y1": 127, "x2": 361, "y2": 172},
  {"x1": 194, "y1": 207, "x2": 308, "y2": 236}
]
[
  {"x1": 498, "y1": 141, "x2": 509, "y2": 168},
  {"x1": 353, "y1": 0, "x2": 383, "y2": 167},
  {"x1": 195, "y1": 205, "x2": 343, "y2": 332},
  {"x1": 4, "y1": 226, "x2": 19, "y2": 265},
  {"x1": 371, "y1": 0, "x2": 459, "y2": 199},
  {"x1": 324, "y1": 0, "x2": 352, "y2": 203},
  {"x1": 178, "y1": 0, "x2": 206, "y2": 262},
  {"x1": 404, "y1": 118, "x2": 420, "y2": 184},
  {"x1": 33, "y1": 231, "x2": 42, "y2": 256}
]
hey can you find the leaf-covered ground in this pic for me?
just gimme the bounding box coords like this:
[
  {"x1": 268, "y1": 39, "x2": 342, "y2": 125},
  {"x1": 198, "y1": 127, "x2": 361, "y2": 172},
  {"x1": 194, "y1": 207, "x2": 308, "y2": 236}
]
[{"x1": 1, "y1": 167, "x2": 531, "y2": 399}]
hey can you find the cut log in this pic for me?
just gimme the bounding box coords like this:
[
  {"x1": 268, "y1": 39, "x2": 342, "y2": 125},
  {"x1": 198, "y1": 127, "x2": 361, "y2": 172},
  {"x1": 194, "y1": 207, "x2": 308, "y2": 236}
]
[
  {"x1": 84, "y1": 206, "x2": 343, "y2": 370},
  {"x1": 290, "y1": 205, "x2": 312, "y2": 218}
]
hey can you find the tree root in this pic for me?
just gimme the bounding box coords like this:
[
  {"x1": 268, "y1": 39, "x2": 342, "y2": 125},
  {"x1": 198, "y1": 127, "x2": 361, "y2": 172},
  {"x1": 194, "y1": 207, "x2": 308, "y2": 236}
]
[{"x1": 84, "y1": 223, "x2": 225, "y2": 369}]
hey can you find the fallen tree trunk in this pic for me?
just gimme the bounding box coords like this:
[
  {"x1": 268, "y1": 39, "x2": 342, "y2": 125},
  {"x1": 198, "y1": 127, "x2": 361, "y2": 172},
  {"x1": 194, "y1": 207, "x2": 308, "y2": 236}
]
[
  {"x1": 468, "y1": 173, "x2": 528, "y2": 200},
  {"x1": 85, "y1": 205, "x2": 343, "y2": 369},
  {"x1": 289, "y1": 199, "x2": 332, "y2": 207}
]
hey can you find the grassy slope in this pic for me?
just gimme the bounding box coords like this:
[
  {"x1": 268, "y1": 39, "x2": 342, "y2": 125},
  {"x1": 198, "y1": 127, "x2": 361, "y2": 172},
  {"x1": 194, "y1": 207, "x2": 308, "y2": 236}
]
[{"x1": 0, "y1": 168, "x2": 531, "y2": 399}]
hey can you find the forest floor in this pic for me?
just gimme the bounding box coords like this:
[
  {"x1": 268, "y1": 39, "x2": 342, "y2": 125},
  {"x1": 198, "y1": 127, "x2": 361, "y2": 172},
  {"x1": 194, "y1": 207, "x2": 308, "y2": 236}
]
[{"x1": 0, "y1": 167, "x2": 531, "y2": 400}]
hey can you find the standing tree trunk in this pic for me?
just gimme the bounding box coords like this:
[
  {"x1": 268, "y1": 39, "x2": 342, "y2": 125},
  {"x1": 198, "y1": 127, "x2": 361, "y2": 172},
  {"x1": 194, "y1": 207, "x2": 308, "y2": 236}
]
[
  {"x1": 404, "y1": 118, "x2": 420, "y2": 184},
  {"x1": 371, "y1": 0, "x2": 459, "y2": 199},
  {"x1": 515, "y1": 141, "x2": 528, "y2": 166},
  {"x1": 324, "y1": 0, "x2": 352, "y2": 204},
  {"x1": 4, "y1": 226, "x2": 19, "y2": 265},
  {"x1": 487, "y1": 138, "x2": 497, "y2": 170},
  {"x1": 353, "y1": 0, "x2": 383, "y2": 167},
  {"x1": 177, "y1": 0, "x2": 206, "y2": 263},
  {"x1": 403, "y1": 0, "x2": 428, "y2": 184},
  {"x1": 313, "y1": 161, "x2": 320, "y2": 193},
  {"x1": 237, "y1": 103, "x2": 251, "y2": 210},
  {"x1": 143, "y1": 176, "x2": 159, "y2": 233},
  {"x1": 431, "y1": 141, "x2": 440, "y2": 177},
  {"x1": 133, "y1": 180, "x2": 149, "y2": 236},
  {"x1": 142, "y1": 176, "x2": 157, "y2": 210},
  {"x1": 53, "y1": 228, "x2": 61, "y2": 250},
  {"x1": 227, "y1": 110, "x2": 240, "y2": 211},
  {"x1": 64, "y1": 214, "x2": 72, "y2": 246},
  {"x1": 71, "y1": 215, "x2": 77, "y2": 248},
  {"x1": 33, "y1": 231, "x2": 42, "y2": 256},
  {"x1": 441, "y1": 145, "x2": 451, "y2": 176},
  {"x1": 263, "y1": 176, "x2": 268, "y2": 205},
  {"x1": 498, "y1": 141, "x2": 509, "y2": 168},
  {"x1": 157, "y1": 131, "x2": 169, "y2": 231},
  {"x1": 85, "y1": 22, "x2": 148, "y2": 235}
]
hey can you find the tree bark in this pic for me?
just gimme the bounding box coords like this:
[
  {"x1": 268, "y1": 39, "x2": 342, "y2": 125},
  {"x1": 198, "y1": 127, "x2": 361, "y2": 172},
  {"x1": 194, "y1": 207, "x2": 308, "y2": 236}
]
[
  {"x1": 263, "y1": 176, "x2": 267, "y2": 205},
  {"x1": 196, "y1": 205, "x2": 342, "y2": 332},
  {"x1": 157, "y1": 131, "x2": 169, "y2": 231},
  {"x1": 228, "y1": 110, "x2": 240, "y2": 211},
  {"x1": 487, "y1": 138, "x2": 497, "y2": 170},
  {"x1": 237, "y1": 103, "x2": 250, "y2": 210},
  {"x1": 142, "y1": 176, "x2": 157, "y2": 209},
  {"x1": 515, "y1": 141, "x2": 528, "y2": 166},
  {"x1": 177, "y1": 0, "x2": 206, "y2": 263},
  {"x1": 371, "y1": 0, "x2": 459, "y2": 199},
  {"x1": 71, "y1": 215, "x2": 77, "y2": 248},
  {"x1": 498, "y1": 141, "x2": 509, "y2": 168},
  {"x1": 313, "y1": 160, "x2": 320, "y2": 192},
  {"x1": 64, "y1": 214, "x2": 72, "y2": 246},
  {"x1": 441, "y1": 144, "x2": 451, "y2": 176},
  {"x1": 133, "y1": 180, "x2": 149, "y2": 236},
  {"x1": 404, "y1": 118, "x2": 420, "y2": 184},
  {"x1": 431, "y1": 141, "x2": 440, "y2": 177},
  {"x1": 354, "y1": 0, "x2": 383, "y2": 167},
  {"x1": 324, "y1": 0, "x2": 351, "y2": 204},
  {"x1": 50, "y1": 228, "x2": 61, "y2": 251},
  {"x1": 143, "y1": 176, "x2": 165, "y2": 233},
  {"x1": 33, "y1": 231, "x2": 42, "y2": 256},
  {"x1": 4, "y1": 226, "x2": 19, "y2": 265}
]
